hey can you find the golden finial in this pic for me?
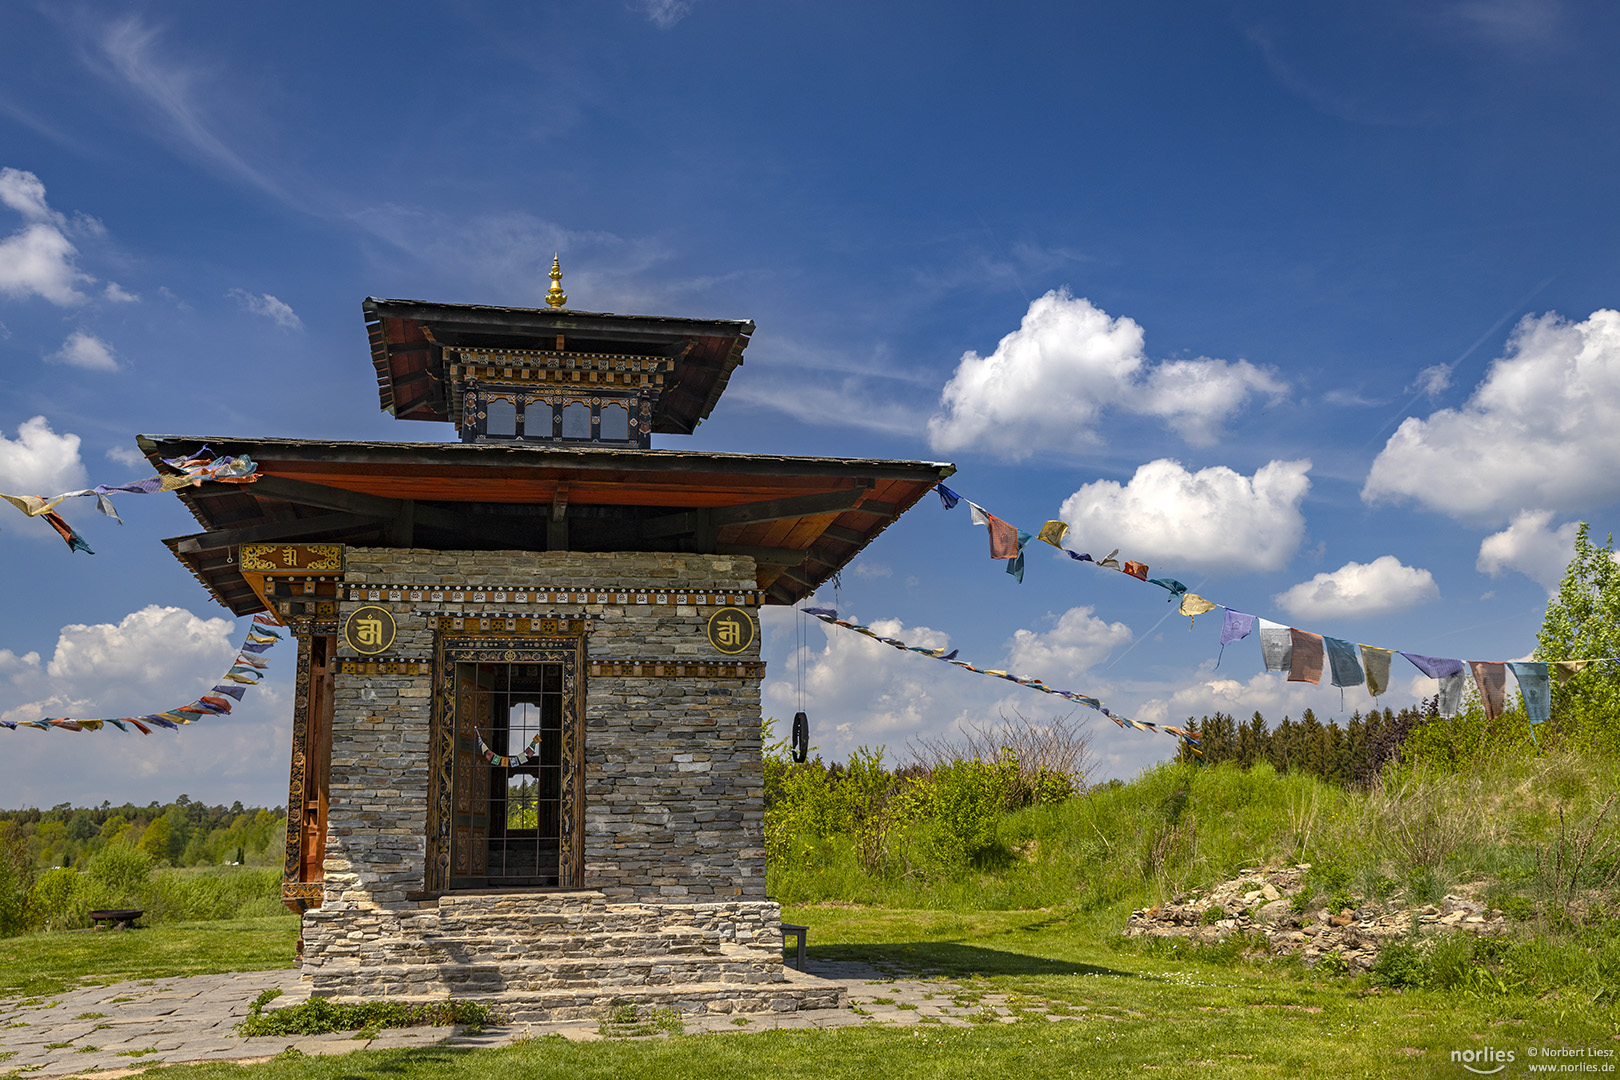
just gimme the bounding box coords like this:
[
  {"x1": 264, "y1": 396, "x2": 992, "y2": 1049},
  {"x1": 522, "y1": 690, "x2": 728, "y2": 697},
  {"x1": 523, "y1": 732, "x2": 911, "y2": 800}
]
[{"x1": 545, "y1": 253, "x2": 567, "y2": 309}]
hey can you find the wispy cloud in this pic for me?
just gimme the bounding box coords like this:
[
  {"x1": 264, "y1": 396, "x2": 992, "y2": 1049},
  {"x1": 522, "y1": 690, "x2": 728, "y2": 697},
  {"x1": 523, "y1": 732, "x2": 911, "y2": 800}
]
[
  {"x1": 638, "y1": 0, "x2": 697, "y2": 28},
  {"x1": 91, "y1": 16, "x2": 298, "y2": 210},
  {"x1": 228, "y1": 289, "x2": 302, "y2": 330}
]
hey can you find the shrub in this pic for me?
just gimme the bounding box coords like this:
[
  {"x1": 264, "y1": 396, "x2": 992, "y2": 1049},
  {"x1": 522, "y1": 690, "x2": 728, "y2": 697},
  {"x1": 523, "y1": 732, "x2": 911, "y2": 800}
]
[
  {"x1": 238, "y1": 996, "x2": 495, "y2": 1037},
  {"x1": 1369, "y1": 941, "x2": 1429, "y2": 989},
  {"x1": 0, "y1": 824, "x2": 32, "y2": 937},
  {"x1": 85, "y1": 843, "x2": 153, "y2": 903}
]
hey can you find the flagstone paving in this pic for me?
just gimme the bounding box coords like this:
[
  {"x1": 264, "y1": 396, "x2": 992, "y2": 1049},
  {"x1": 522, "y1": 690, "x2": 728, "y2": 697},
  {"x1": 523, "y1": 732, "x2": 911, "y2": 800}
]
[{"x1": 0, "y1": 960, "x2": 1085, "y2": 1077}]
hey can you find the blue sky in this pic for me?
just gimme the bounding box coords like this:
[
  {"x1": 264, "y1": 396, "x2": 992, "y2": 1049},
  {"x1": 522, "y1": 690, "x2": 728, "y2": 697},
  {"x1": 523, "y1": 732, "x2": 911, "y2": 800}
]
[{"x1": 2, "y1": 0, "x2": 1618, "y2": 808}]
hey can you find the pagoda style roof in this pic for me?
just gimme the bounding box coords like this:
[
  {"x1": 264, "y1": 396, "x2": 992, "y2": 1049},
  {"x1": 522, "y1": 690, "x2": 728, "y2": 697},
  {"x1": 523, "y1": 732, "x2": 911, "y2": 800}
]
[
  {"x1": 137, "y1": 435, "x2": 954, "y2": 614},
  {"x1": 363, "y1": 298, "x2": 754, "y2": 436}
]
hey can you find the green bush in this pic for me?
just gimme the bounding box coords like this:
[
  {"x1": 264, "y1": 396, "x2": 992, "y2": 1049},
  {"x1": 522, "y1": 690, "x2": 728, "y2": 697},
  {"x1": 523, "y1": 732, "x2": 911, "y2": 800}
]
[
  {"x1": 237, "y1": 996, "x2": 496, "y2": 1037},
  {"x1": 85, "y1": 843, "x2": 153, "y2": 902},
  {"x1": 0, "y1": 824, "x2": 33, "y2": 938}
]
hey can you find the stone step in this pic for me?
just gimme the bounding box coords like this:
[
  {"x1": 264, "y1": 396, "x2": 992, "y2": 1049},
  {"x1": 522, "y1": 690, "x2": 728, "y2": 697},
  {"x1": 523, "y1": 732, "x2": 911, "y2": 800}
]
[
  {"x1": 340, "y1": 931, "x2": 771, "y2": 962},
  {"x1": 309, "y1": 953, "x2": 785, "y2": 994},
  {"x1": 312, "y1": 969, "x2": 845, "y2": 1023}
]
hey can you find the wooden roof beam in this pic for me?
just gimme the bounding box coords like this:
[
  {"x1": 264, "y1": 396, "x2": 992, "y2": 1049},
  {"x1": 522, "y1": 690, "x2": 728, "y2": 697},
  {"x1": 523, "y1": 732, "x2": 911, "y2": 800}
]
[{"x1": 170, "y1": 512, "x2": 390, "y2": 554}]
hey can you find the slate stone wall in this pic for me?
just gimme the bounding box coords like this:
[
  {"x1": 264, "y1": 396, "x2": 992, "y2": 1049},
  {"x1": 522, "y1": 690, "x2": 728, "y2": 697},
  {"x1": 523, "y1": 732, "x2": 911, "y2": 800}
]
[{"x1": 299, "y1": 548, "x2": 781, "y2": 1002}]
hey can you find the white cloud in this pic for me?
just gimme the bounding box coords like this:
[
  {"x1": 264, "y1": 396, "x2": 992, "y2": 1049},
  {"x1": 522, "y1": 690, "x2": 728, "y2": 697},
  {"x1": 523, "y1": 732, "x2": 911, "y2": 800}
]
[
  {"x1": 1412, "y1": 362, "x2": 1453, "y2": 398},
  {"x1": 1273, "y1": 555, "x2": 1439, "y2": 620},
  {"x1": 926, "y1": 289, "x2": 1284, "y2": 460},
  {"x1": 0, "y1": 167, "x2": 60, "y2": 223},
  {"x1": 228, "y1": 289, "x2": 302, "y2": 330},
  {"x1": 849, "y1": 560, "x2": 892, "y2": 580},
  {"x1": 1005, "y1": 607, "x2": 1133, "y2": 678},
  {"x1": 1059, "y1": 458, "x2": 1312, "y2": 573},
  {"x1": 0, "y1": 222, "x2": 91, "y2": 305},
  {"x1": 1137, "y1": 671, "x2": 1339, "y2": 727},
  {"x1": 103, "y1": 281, "x2": 138, "y2": 302},
  {"x1": 639, "y1": 0, "x2": 696, "y2": 27},
  {"x1": 0, "y1": 416, "x2": 88, "y2": 495},
  {"x1": 0, "y1": 605, "x2": 291, "y2": 807},
  {"x1": 1364, "y1": 309, "x2": 1620, "y2": 519},
  {"x1": 1477, "y1": 509, "x2": 1579, "y2": 593},
  {"x1": 105, "y1": 445, "x2": 149, "y2": 471},
  {"x1": 47, "y1": 330, "x2": 118, "y2": 371}
]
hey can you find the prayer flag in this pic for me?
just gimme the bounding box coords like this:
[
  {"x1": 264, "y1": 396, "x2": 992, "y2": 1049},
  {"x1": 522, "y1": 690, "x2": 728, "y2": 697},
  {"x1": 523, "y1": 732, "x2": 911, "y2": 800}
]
[
  {"x1": 1553, "y1": 659, "x2": 1594, "y2": 686},
  {"x1": 1507, "y1": 661, "x2": 1551, "y2": 726},
  {"x1": 1470, "y1": 661, "x2": 1507, "y2": 721},
  {"x1": 1151, "y1": 578, "x2": 1189, "y2": 601},
  {"x1": 1360, "y1": 645, "x2": 1394, "y2": 697},
  {"x1": 967, "y1": 502, "x2": 991, "y2": 527},
  {"x1": 1178, "y1": 593, "x2": 1217, "y2": 622},
  {"x1": 986, "y1": 515, "x2": 1020, "y2": 559},
  {"x1": 1259, "y1": 619, "x2": 1292, "y2": 673},
  {"x1": 937, "y1": 484, "x2": 961, "y2": 510},
  {"x1": 1325, "y1": 637, "x2": 1364, "y2": 689},
  {"x1": 1288, "y1": 629, "x2": 1324, "y2": 684},
  {"x1": 1122, "y1": 560, "x2": 1148, "y2": 580},
  {"x1": 1036, "y1": 520, "x2": 1069, "y2": 548}
]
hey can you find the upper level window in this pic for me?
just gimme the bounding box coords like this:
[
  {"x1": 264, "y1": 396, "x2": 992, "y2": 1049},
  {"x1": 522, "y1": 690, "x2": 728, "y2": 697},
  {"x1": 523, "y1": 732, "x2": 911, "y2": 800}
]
[
  {"x1": 560, "y1": 402, "x2": 591, "y2": 439},
  {"x1": 599, "y1": 403, "x2": 630, "y2": 441},
  {"x1": 485, "y1": 398, "x2": 517, "y2": 438}
]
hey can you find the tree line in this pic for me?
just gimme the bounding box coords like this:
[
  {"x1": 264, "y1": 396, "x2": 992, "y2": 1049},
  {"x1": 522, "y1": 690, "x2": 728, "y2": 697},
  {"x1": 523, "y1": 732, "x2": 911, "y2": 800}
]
[{"x1": 0, "y1": 797, "x2": 285, "y2": 871}]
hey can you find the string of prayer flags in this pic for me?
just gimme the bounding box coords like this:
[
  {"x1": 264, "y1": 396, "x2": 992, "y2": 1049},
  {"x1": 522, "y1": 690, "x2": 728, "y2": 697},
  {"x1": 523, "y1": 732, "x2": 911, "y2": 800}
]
[
  {"x1": 925, "y1": 484, "x2": 1613, "y2": 733},
  {"x1": 0, "y1": 447, "x2": 260, "y2": 554},
  {"x1": 2, "y1": 613, "x2": 280, "y2": 734},
  {"x1": 800, "y1": 607, "x2": 1200, "y2": 751}
]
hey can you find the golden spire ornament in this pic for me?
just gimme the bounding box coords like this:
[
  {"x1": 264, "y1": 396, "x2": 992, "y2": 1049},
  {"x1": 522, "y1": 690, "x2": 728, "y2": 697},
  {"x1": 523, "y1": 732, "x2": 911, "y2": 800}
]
[{"x1": 545, "y1": 254, "x2": 567, "y2": 309}]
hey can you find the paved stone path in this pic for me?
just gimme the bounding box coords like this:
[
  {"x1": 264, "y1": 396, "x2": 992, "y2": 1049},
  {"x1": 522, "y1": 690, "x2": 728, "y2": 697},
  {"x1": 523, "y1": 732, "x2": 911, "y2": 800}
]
[{"x1": 0, "y1": 961, "x2": 1077, "y2": 1077}]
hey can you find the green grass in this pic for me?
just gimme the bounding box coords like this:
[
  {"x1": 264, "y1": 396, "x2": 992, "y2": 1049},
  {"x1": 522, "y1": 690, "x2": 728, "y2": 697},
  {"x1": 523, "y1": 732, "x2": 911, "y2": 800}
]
[{"x1": 0, "y1": 914, "x2": 297, "y2": 999}]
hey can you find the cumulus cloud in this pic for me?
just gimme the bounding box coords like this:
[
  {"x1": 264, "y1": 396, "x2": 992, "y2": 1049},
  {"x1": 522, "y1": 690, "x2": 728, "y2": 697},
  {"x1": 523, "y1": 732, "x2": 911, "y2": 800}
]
[
  {"x1": 0, "y1": 416, "x2": 88, "y2": 495},
  {"x1": 1136, "y1": 671, "x2": 1339, "y2": 728},
  {"x1": 1364, "y1": 309, "x2": 1620, "y2": 518},
  {"x1": 1006, "y1": 607, "x2": 1133, "y2": 677},
  {"x1": 1477, "y1": 509, "x2": 1579, "y2": 593},
  {"x1": 103, "y1": 282, "x2": 138, "y2": 302},
  {"x1": 0, "y1": 605, "x2": 291, "y2": 806},
  {"x1": 228, "y1": 289, "x2": 302, "y2": 330},
  {"x1": 927, "y1": 290, "x2": 1284, "y2": 460},
  {"x1": 0, "y1": 167, "x2": 59, "y2": 223},
  {"x1": 47, "y1": 330, "x2": 118, "y2": 371},
  {"x1": 1059, "y1": 458, "x2": 1312, "y2": 573},
  {"x1": 0, "y1": 167, "x2": 96, "y2": 306},
  {"x1": 1273, "y1": 555, "x2": 1439, "y2": 620},
  {"x1": 0, "y1": 222, "x2": 91, "y2": 305}
]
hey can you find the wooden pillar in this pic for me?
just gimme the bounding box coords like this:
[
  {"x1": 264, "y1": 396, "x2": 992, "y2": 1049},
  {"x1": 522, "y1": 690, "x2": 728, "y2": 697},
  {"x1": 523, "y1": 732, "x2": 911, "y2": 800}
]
[{"x1": 281, "y1": 619, "x2": 335, "y2": 913}]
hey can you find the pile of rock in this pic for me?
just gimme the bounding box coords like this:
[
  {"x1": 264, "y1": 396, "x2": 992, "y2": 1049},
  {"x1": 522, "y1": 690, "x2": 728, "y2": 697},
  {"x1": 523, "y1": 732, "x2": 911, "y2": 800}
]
[{"x1": 1122, "y1": 864, "x2": 1510, "y2": 971}]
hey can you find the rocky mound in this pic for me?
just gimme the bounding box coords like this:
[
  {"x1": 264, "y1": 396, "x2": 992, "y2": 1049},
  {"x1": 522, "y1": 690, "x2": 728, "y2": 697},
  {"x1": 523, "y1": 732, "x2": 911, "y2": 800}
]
[{"x1": 1122, "y1": 864, "x2": 1509, "y2": 972}]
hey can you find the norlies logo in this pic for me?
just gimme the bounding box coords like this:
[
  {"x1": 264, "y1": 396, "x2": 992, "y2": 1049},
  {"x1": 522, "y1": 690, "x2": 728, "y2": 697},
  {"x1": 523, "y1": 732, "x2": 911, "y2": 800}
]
[{"x1": 1453, "y1": 1047, "x2": 1516, "y2": 1074}]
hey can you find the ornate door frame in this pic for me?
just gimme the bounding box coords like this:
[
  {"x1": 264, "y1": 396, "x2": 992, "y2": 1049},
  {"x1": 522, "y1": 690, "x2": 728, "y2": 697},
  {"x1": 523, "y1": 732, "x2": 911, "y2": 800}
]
[{"x1": 425, "y1": 616, "x2": 588, "y2": 893}]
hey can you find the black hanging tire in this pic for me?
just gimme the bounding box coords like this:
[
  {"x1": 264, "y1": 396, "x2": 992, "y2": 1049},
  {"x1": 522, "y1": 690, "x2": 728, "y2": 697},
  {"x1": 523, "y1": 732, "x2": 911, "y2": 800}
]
[{"x1": 790, "y1": 711, "x2": 809, "y2": 763}]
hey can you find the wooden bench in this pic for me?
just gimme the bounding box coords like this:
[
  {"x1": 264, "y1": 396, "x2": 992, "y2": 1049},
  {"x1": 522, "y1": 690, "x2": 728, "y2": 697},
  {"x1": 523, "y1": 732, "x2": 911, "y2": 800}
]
[
  {"x1": 87, "y1": 908, "x2": 144, "y2": 931},
  {"x1": 780, "y1": 922, "x2": 808, "y2": 970}
]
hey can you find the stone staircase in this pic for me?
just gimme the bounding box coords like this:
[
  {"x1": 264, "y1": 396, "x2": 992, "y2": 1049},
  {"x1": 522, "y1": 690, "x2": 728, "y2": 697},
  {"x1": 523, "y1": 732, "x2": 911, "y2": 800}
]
[{"x1": 299, "y1": 892, "x2": 845, "y2": 1018}]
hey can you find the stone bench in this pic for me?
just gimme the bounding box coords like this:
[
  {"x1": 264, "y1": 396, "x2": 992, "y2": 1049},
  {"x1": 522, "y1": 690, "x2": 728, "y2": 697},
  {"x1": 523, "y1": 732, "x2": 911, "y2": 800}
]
[{"x1": 780, "y1": 922, "x2": 808, "y2": 970}]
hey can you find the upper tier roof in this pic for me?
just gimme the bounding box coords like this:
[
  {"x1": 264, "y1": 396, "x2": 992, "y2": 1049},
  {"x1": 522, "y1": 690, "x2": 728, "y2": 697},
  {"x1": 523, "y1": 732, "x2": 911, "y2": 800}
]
[{"x1": 363, "y1": 298, "x2": 754, "y2": 436}]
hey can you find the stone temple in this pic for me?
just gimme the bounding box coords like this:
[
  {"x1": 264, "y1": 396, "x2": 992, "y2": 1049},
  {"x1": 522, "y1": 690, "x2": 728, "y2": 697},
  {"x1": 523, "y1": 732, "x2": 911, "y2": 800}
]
[{"x1": 140, "y1": 267, "x2": 953, "y2": 1018}]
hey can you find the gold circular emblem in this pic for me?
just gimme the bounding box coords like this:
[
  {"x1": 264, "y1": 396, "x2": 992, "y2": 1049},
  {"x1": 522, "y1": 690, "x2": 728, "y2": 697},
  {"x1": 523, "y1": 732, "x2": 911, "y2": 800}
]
[
  {"x1": 706, "y1": 607, "x2": 755, "y2": 655},
  {"x1": 343, "y1": 604, "x2": 396, "y2": 655}
]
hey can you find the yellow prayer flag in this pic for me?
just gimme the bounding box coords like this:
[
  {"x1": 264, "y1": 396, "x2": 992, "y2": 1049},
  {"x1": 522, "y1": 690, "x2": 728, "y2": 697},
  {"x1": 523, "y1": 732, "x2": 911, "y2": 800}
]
[{"x1": 1037, "y1": 520, "x2": 1069, "y2": 548}]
